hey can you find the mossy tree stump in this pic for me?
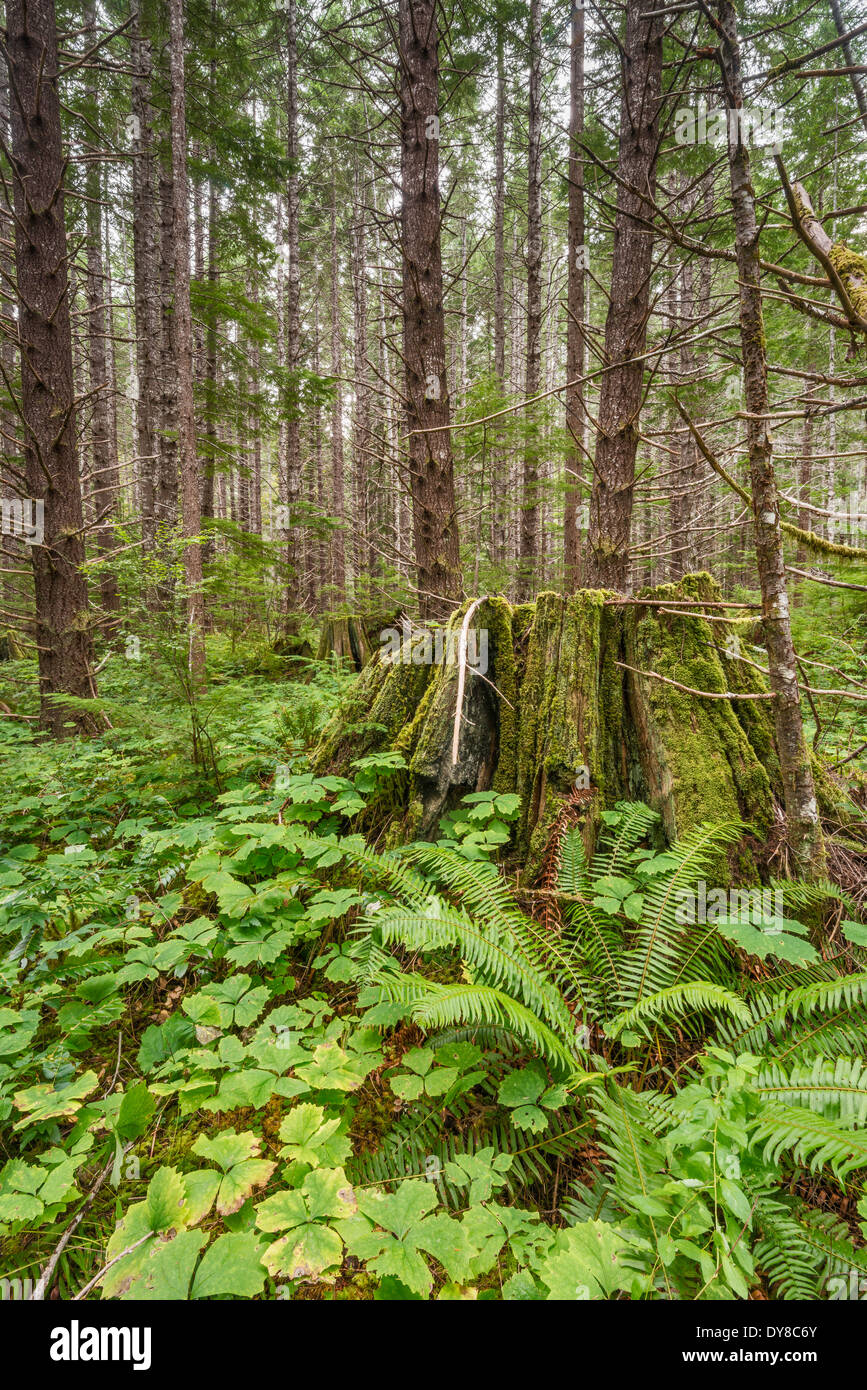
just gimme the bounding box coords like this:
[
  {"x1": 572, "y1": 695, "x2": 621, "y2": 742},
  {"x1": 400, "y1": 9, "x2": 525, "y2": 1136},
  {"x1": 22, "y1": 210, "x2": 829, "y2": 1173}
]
[
  {"x1": 317, "y1": 616, "x2": 372, "y2": 671},
  {"x1": 313, "y1": 574, "x2": 807, "y2": 876}
]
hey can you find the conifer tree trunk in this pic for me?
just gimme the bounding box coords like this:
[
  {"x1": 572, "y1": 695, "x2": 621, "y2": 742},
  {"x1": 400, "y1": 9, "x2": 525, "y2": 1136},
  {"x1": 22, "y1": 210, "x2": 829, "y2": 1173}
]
[
  {"x1": 399, "y1": 0, "x2": 462, "y2": 621},
  {"x1": 158, "y1": 158, "x2": 178, "y2": 529},
  {"x1": 168, "y1": 0, "x2": 204, "y2": 676},
  {"x1": 351, "y1": 161, "x2": 370, "y2": 591},
  {"x1": 670, "y1": 253, "x2": 699, "y2": 579},
  {"x1": 828, "y1": 0, "x2": 867, "y2": 136},
  {"x1": 284, "y1": 0, "x2": 302, "y2": 621},
  {"x1": 586, "y1": 0, "x2": 662, "y2": 592},
  {"x1": 5, "y1": 0, "x2": 96, "y2": 733},
  {"x1": 200, "y1": 0, "x2": 218, "y2": 577},
  {"x1": 84, "y1": 0, "x2": 118, "y2": 615},
  {"x1": 0, "y1": 57, "x2": 19, "y2": 615},
  {"x1": 564, "y1": 0, "x2": 586, "y2": 592},
  {"x1": 329, "y1": 171, "x2": 346, "y2": 602},
  {"x1": 201, "y1": 162, "x2": 218, "y2": 571},
  {"x1": 491, "y1": 28, "x2": 507, "y2": 569},
  {"x1": 717, "y1": 0, "x2": 825, "y2": 876},
  {"x1": 517, "y1": 0, "x2": 542, "y2": 601},
  {"x1": 130, "y1": 6, "x2": 158, "y2": 553}
]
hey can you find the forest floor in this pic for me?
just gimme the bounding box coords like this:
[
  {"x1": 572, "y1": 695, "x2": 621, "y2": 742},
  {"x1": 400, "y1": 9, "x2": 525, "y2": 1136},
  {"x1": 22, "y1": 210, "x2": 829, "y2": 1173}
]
[{"x1": 1, "y1": 627, "x2": 867, "y2": 1303}]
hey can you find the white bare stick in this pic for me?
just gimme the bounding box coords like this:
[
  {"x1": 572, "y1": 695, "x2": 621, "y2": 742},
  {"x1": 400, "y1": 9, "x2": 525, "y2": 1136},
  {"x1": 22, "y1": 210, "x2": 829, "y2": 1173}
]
[
  {"x1": 30, "y1": 1142, "x2": 135, "y2": 1300},
  {"x1": 451, "y1": 597, "x2": 486, "y2": 765},
  {"x1": 72, "y1": 1231, "x2": 154, "y2": 1302}
]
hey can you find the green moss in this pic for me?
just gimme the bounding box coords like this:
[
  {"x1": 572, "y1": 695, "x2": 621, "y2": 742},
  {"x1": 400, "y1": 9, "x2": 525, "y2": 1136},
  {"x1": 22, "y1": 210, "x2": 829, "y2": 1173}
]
[
  {"x1": 622, "y1": 576, "x2": 773, "y2": 859},
  {"x1": 313, "y1": 577, "x2": 785, "y2": 880},
  {"x1": 486, "y1": 597, "x2": 518, "y2": 795},
  {"x1": 830, "y1": 242, "x2": 867, "y2": 320},
  {"x1": 515, "y1": 590, "x2": 608, "y2": 866},
  {"x1": 313, "y1": 647, "x2": 433, "y2": 772}
]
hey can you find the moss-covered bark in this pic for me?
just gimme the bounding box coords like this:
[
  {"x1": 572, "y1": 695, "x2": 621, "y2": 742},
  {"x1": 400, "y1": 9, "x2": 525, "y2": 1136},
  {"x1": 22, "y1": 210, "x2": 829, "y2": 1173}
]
[{"x1": 312, "y1": 577, "x2": 806, "y2": 877}]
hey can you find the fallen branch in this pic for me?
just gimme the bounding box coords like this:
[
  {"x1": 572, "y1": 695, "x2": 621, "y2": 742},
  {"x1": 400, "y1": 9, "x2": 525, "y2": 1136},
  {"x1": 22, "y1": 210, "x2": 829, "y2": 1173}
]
[
  {"x1": 787, "y1": 566, "x2": 867, "y2": 593},
  {"x1": 775, "y1": 160, "x2": 867, "y2": 335},
  {"x1": 615, "y1": 660, "x2": 775, "y2": 700},
  {"x1": 72, "y1": 1231, "x2": 153, "y2": 1302},
  {"x1": 674, "y1": 398, "x2": 867, "y2": 561},
  {"x1": 30, "y1": 1143, "x2": 135, "y2": 1300}
]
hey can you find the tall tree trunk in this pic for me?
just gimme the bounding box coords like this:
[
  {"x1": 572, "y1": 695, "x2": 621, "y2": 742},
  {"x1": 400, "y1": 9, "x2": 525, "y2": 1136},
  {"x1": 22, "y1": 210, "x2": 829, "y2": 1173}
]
[
  {"x1": 828, "y1": 0, "x2": 867, "y2": 136},
  {"x1": 351, "y1": 161, "x2": 370, "y2": 594},
  {"x1": 5, "y1": 0, "x2": 96, "y2": 733},
  {"x1": 311, "y1": 294, "x2": 327, "y2": 606},
  {"x1": 586, "y1": 0, "x2": 662, "y2": 592},
  {"x1": 130, "y1": 6, "x2": 158, "y2": 553},
  {"x1": 491, "y1": 28, "x2": 507, "y2": 569},
  {"x1": 158, "y1": 158, "x2": 178, "y2": 529},
  {"x1": 200, "y1": 0, "x2": 218, "y2": 578},
  {"x1": 517, "y1": 0, "x2": 542, "y2": 601},
  {"x1": 201, "y1": 166, "x2": 218, "y2": 571},
  {"x1": 670, "y1": 253, "x2": 700, "y2": 579},
  {"x1": 0, "y1": 53, "x2": 19, "y2": 617},
  {"x1": 399, "y1": 0, "x2": 462, "y2": 620},
  {"x1": 329, "y1": 172, "x2": 346, "y2": 603},
  {"x1": 717, "y1": 0, "x2": 825, "y2": 876},
  {"x1": 283, "y1": 0, "x2": 302, "y2": 622},
  {"x1": 84, "y1": 0, "x2": 118, "y2": 616},
  {"x1": 168, "y1": 0, "x2": 204, "y2": 676},
  {"x1": 564, "y1": 0, "x2": 585, "y2": 592},
  {"x1": 248, "y1": 272, "x2": 262, "y2": 536}
]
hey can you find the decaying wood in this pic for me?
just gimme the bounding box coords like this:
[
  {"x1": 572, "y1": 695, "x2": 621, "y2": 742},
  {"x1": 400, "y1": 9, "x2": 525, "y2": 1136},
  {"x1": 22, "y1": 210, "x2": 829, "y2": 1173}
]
[{"x1": 314, "y1": 576, "x2": 840, "y2": 879}]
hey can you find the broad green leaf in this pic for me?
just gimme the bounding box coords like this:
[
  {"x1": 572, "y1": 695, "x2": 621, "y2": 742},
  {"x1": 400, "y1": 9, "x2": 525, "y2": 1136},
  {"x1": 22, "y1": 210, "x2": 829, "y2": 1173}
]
[{"x1": 191, "y1": 1231, "x2": 267, "y2": 1299}]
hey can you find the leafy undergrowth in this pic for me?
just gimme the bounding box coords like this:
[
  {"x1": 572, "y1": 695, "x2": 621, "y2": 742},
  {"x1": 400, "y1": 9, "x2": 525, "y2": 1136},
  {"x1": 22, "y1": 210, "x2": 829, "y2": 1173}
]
[{"x1": 2, "y1": 647, "x2": 867, "y2": 1301}]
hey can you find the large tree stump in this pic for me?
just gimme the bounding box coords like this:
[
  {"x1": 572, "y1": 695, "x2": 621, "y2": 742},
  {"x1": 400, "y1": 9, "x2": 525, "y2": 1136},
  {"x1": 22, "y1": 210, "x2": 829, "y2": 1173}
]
[
  {"x1": 313, "y1": 574, "x2": 839, "y2": 876},
  {"x1": 317, "y1": 615, "x2": 372, "y2": 671}
]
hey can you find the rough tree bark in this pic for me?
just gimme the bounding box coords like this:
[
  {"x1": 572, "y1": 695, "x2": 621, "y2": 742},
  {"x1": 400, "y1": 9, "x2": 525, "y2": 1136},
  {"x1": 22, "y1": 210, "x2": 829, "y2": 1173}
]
[
  {"x1": 670, "y1": 252, "x2": 700, "y2": 579},
  {"x1": 329, "y1": 169, "x2": 346, "y2": 602},
  {"x1": 399, "y1": 0, "x2": 462, "y2": 621},
  {"x1": 84, "y1": 0, "x2": 118, "y2": 615},
  {"x1": 564, "y1": 0, "x2": 586, "y2": 593},
  {"x1": 130, "y1": 5, "x2": 158, "y2": 553},
  {"x1": 828, "y1": 0, "x2": 867, "y2": 137},
  {"x1": 351, "y1": 159, "x2": 370, "y2": 591},
  {"x1": 168, "y1": 0, "x2": 204, "y2": 677},
  {"x1": 157, "y1": 155, "x2": 178, "y2": 530},
  {"x1": 0, "y1": 56, "x2": 19, "y2": 619},
  {"x1": 586, "y1": 0, "x2": 662, "y2": 592},
  {"x1": 491, "y1": 27, "x2": 507, "y2": 570},
  {"x1": 5, "y1": 0, "x2": 96, "y2": 733},
  {"x1": 717, "y1": 0, "x2": 825, "y2": 877},
  {"x1": 283, "y1": 0, "x2": 302, "y2": 622},
  {"x1": 517, "y1": 0, "x2": 542, "y2": 601},
  {"x1": 201, "y1": 152, "x2": 218, "y2": 573}
]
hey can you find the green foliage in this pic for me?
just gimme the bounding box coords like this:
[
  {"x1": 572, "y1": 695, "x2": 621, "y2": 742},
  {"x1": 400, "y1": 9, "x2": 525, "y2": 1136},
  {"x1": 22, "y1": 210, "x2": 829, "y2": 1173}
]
[{"x1": 2, "y1": 660, "x2": 866, "y2": 1306}]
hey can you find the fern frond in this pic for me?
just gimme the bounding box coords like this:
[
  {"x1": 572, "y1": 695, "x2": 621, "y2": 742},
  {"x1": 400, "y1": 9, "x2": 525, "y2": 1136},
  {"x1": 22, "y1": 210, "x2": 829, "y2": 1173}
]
[
  {"x1": 718, "y1": 971, "x2": 867, "y2": 1063},
  {"x1": 618, "y1": 820, "x2": 745, "y2": 1008},
  {"x1": 751, "y1": 1102, "x2": 867, "y2": 1179},
  {"x1": 341, "y1": 837, "x2": 431, "y2": 907},
  {"x1": 755, "y1": 1056, "x2": 867, "y2": 1124},
  {"x1": 753, "y1": 1198, "x2": 867, "y2": 1300},
  {"x1": 371, "y1": 902, "x2": 576, "y2": 1039},
  {"x1": 607, "y1": 982, "x2": 751, "y2": 1042},
  {"x1": 371, "y1": 970, "x2": 582, "y2": 1074},
  {"x1": 774, "y1": 876, "x2": 857, "y2": 920},
  {"x1": 590, "y1": 802, "x2": 660, "y2": 879},
  {"x1": 557, "y1": 825, "x2": 591, "y2": 897}
]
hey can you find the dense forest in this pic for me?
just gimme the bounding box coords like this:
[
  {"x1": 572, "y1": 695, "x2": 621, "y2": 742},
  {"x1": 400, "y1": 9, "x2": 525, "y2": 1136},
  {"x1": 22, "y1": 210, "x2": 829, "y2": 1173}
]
[{"x1": 1, "y1": 0, "x2": 867, "y2": 1324}]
